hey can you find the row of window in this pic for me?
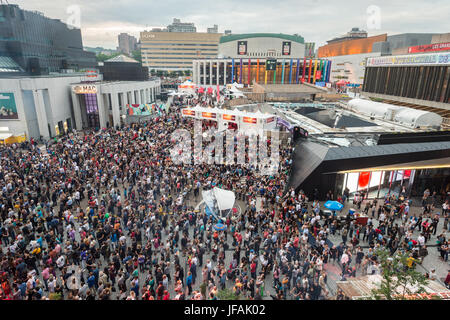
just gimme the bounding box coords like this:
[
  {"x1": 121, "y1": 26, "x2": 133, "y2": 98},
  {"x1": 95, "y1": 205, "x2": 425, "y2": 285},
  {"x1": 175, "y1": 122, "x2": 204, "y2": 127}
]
[{"x1": 142, "y1": 47, "x2": 218, "y2": 51}]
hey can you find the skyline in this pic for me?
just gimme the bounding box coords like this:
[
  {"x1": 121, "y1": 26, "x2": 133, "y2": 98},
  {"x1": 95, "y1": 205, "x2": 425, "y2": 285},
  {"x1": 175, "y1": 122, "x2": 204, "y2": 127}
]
[{"x1": 7, "y1": 0, "x2": 450, "y2": 49}]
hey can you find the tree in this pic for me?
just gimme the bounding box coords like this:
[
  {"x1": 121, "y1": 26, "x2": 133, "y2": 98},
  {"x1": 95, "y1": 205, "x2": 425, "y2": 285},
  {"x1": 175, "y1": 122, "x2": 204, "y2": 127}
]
[
  {"x1": 216, "y1": 288, "x2": 243, "y2": 300},
  {"x1": 367, "y1": 248, "x2": 429, "y2": 300},
  {"x1": 184, "y1": 70, "x2": 192, "y2": 77},
  {"x1": 131, "y1": 50, "x2": 142, "y2": 63},
  {"x1": 96, "y1": 52, "x2": 121, "y2": 62}
]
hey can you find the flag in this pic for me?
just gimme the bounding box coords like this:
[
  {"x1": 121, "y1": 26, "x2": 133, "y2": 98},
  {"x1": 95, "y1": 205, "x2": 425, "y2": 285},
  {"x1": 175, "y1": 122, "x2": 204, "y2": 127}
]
[{"x1": 217, "y1": 84, "x2": 220, "y2": 102}]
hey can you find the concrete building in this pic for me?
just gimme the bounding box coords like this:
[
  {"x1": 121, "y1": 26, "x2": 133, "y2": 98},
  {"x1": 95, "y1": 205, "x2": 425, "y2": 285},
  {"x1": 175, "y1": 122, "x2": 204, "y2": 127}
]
[
  {"x1": 0, "y1": 73, "x2": 94, "y2": 140},
  {"x1": 192, "y1": 57, "x2": 331, "y2": 87},
  {"x1": 140, "y1": 31, "x2": 222, "y2": 71},
  {"x1": 218, "y1": 33, "x2": 305, "y2": 59},
  {"x1": 362, "y1": 52, "x2": 450, "y2": 122},
  {"x1": 0, "y1": 3, "x2": 97, "y2": 76},
  {"x1": 207, "y1": 25, "x2": 218, "y2": 34},
  {"x1": 117, "y1": 33, "x2": 138, "y2": 55},
  {"x1": 167, "y1": 18, "x2": 196, "y2": 33},
  {"x1": 70, "y1": 79, "x2": 161, "y2": 130},
  {"x1": 326, "y1": 27, "x2": 368, "y2": 44}
]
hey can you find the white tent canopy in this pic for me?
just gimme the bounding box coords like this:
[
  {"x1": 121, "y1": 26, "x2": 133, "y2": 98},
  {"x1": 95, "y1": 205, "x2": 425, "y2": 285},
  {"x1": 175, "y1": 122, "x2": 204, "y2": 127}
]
[{"x1": 202, "y1": 187, "x2": 236, "y2": 218}]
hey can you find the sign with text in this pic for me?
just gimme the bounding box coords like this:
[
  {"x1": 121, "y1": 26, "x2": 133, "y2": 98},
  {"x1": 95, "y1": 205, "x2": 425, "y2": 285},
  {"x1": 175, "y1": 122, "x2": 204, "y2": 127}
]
[
  {"x1": 266, "y1": 59, "x2": 277, "y2": 71},
  {"x1": 73, "y1": 85, "x2": 97, "y2": 94},
  {"x1": 367, "y1": 52, "x2": 450, "y2": 67},
  {"x1": 182, "y1": 109, "x2": 195, "y2": 116},
  {"x1": 408, "y1": 42, "x2": 450, "y2": 54},
  {"x1": 237, "y1": 41, "x2": 247, "y2": 55},
  {"x1": 222, "y1": 114, "x2": 236, "y2": 121},
  {"x1": 282, "y1": 41, "x2": 291, "y2": 55},
  {"x1": 201, "y1": 112, "x2": 216, "y2": 119},
  {"x1": 243, "y1": 117, "x2": 257, "y2": 124}
]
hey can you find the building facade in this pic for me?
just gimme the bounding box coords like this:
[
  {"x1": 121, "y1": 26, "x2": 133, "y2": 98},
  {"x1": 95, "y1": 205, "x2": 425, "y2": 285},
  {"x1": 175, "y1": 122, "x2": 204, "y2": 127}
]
[
  {"x1": 193, "y1": 57, "x2": 331, "y2": 87},
  {"x1": 99, "y1": 55, "x2": 149, "y2": 82},
  {"x1": 140, "y1": 31, "x2": 222, "y2": 71},
  {"x1": 218, "y1": 33, "x2": 305, "y2": 59},
  {"x1": 0, "y1": 4, "x2": 97, "y2": 76},
  {"x1": 0, "y1": 74, "x2": 92, "y2": 140},
  {"x1": 71, "y1": 79, "x2": 161, "y2": 130},
  {"x1": 362, "y1": 52, "x2": 450, "y2": 116}
]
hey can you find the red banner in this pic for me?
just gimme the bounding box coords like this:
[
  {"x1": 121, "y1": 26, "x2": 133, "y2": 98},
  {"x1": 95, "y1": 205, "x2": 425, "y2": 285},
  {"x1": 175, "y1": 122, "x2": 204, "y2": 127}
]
[
  {"x1": 202, "y1": 112, "x2": 216, "y2": 119},
  {"x1": 182, "y1": 109, "x2": 195, "y2": 116},
  {"x1": 223, "y1": 114, "x2": 236, "y2": 121},
  {"x1": 358, "y1": 172, "x2": 370, "y2": 189},
  {"x1": 408, "y1": 42, "x2": 450, "y2": 53}
]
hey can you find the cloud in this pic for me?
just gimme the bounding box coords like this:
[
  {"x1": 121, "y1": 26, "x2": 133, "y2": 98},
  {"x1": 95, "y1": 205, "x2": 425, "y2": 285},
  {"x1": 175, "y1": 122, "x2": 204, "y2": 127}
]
[{"x1": 11, "y1": 0, "x2": 450, "y2": 49}]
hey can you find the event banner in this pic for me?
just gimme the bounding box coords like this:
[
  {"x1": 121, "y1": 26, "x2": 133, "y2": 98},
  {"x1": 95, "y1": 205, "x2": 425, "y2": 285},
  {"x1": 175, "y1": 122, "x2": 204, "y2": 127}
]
[
  {"x1": 366, "y1": 52, "x2": 450, "y2": 67},
  {"x1": 0, "y1": 92, "x2": 19, "y2": 119},
  {"x1": 237, "y1": 41, "x2": 247, "y2": 55},
  {"x1": 127, "y1": 104, "x2": 155, "y2": 116},
  {"x1": 282, "y1": 41, "x2": 291, "y2": 55},
  {"x1": 266, "y1": 59, "x2": 277, "y2": 71},
  {"x1": 408, "y1": 42, "x2": 450, "y2": 54}
]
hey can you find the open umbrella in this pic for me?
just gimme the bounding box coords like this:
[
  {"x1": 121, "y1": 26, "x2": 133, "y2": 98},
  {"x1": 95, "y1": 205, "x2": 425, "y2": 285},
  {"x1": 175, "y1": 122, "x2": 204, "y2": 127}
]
[
  {"x1": 324, "y1": 200, "x2": 344, "y2": 211},
  {"x1": 214, "y1": 223, "x2": 227, "y2": 231}
]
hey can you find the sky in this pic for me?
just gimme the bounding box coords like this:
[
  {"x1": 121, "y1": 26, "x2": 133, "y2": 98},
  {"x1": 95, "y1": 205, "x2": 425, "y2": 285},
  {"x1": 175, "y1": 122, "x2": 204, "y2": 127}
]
[{"x1": 10, "y1": 0, "x2": 450, "y2": 49}]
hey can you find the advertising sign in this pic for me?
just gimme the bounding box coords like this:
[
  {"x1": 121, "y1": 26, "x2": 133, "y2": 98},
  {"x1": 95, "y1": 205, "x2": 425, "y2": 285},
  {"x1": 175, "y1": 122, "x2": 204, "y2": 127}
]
[
  {"x1": 408, "y1": 42, "x2": 450, "y2": 54},
  {"x1": 266, "y1": 117, "x2": 275, "y2": 123},
  {"x1": 282, "y1": 41, "x2": 291, "y2": 55},
  {"x1": 243, "y1": 117, "x2": 257, "y2": 124},
  {"x1": 73, "y1": 85, "x2": 97, "y2": 94},
  {"x1": 366, "y1": 52, "x2": 450, "y2": 67},
  {"x1": 222, "y1": 114, "x2": 236, "y2": 121},
  {"x1": 315, "y1": 70, "x2": 322, "y2": 80},
  {"x1": 266, "y1": 59, "x2": 277, "y2": 71},
  {"x1": 202, "y1": 112, "x2": 216, "y2": 119},
  {"x1": 0, "y1": 93, "x2": 19, "y2": 119},
  {"x1": 182, "y1": 109, "x2": 196, "y2": 116},
  {"x1": 237, "y1": 41, "x2": 247, "y2": 55}
]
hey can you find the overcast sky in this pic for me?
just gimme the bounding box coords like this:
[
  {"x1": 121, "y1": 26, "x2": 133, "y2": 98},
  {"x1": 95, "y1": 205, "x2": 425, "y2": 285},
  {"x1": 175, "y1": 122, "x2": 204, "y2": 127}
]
[{"x1": 11, "y1": 0, "x2": 450, "y2": 49}]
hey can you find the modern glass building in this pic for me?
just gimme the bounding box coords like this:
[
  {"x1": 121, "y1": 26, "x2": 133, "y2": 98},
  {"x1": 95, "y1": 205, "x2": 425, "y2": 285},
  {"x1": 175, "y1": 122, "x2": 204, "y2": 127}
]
[{"x1": 0, "y1": 4, "x2": 97, "y2": 76}]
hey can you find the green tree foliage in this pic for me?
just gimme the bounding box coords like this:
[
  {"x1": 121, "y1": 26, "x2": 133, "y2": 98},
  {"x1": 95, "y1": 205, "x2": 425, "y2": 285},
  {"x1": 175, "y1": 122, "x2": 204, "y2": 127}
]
[
  {"x1": 131, "y1": 50, "x2": 142, "y2": 63},
  {"x1": 368, "y1": 248, "x2": 429, "y2": 300},
  {"x1": 96, "y1": 52, "x2": 121, "y2": 62},
  {"x1": 216, "y1": 288, "x2": 245, "y2": 300}
]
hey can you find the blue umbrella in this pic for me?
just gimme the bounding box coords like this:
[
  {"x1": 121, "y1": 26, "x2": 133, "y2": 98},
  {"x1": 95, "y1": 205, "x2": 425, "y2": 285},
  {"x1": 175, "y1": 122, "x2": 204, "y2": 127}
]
[
  {"x1": 214, "y1": 223, "x2": 227, "y2": 231},
  {"x1": 324, "y1": 200, "x2": 344, "y2": 211}
]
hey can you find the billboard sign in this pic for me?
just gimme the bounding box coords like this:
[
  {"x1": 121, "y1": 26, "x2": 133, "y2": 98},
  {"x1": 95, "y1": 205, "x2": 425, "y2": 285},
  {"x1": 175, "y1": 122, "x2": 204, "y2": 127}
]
[
  {"x1": 73, "y1": 85, "x2": 98, "y2": 94},
  {"x1": 266, "y1": 59, "x2": 277, "y2": 71},
  {"x1": 408, "y1": 42, "x2": 450, "y2": 54},
  {"x1": 237, "y1": 41, "x2": 247, "y2": 55},
  {"x1": 282, "y1": 41, "x2": 291, "y2": 55},
  {"x1": 0, "y1": 93, "x2": 19, "y2": 119},
  {"x1": 366, "y1": 52, "x2": 450, "y2": 67}
]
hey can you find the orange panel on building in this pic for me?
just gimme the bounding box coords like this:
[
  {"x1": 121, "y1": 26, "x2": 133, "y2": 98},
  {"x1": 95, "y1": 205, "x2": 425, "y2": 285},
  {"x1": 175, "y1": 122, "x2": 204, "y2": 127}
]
[{"x1": 318, "y1": 34, "x2": 387, "y2": 58}]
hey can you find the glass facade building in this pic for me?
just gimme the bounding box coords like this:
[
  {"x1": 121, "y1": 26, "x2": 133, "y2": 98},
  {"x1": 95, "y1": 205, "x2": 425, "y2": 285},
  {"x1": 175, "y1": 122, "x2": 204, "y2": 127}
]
[{"x1": 0, "y1": 4, "x2": 97, "y2": 76}]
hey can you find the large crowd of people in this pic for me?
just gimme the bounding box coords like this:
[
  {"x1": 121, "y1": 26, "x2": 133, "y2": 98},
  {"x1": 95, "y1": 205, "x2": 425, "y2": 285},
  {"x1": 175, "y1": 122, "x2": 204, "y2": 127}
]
[{"x1": 0, "y1": 93, "x2": 448, "y2": 300}]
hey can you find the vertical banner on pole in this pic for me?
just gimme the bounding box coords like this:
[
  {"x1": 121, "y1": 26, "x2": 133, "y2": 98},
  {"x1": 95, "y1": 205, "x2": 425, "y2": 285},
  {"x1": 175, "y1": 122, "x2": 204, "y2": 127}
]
[
  {"x1": 281, "y1": 59, "x2": 285, "y2": 84},
  {"x1": 239, "y1": 58, "x2": 243, "y2": 84},
  {"x1": 289, "y1": 59, "x2": 293, "y2": 84},
  {"x1": 321, "y1": 60, "x2": 326, "y2": 82},
  {"x1": 273, "y1": 62, "x2": 277, "y2": 84},
  {"x1": 248, "y1": 59, "x2": 251, "y2": 85},
  {"x1": 308, "y1": 59, "x2": 313, "y2": 83},
  {"x1": 231, "y1": 59, "x2": 235, "y2": 83},
  {"x1": 302, "y1": 57, "x2": 306, "y2": 83},
  {"x1": 326, "y1": 60, "x2": 332, "y2": 83},
  {"x1": 296, "y1": 59, "x2": 300, "y2": 84},
  {"x1": 256, "y1": 59, "x2": 260, "y2": 83},
  {"x1": 313, "y1": 59, "x2": 318, "y2": 84}
]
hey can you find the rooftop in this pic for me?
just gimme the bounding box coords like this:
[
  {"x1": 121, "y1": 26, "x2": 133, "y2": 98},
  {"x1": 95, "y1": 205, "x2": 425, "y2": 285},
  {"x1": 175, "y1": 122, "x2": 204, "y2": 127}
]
[{"x1": 220, "y1": 33, "x2": 304, "y2": 44}]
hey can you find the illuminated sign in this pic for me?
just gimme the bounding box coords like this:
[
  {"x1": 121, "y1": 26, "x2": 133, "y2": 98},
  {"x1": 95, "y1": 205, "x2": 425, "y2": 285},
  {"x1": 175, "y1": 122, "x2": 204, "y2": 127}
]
[
  {"x1": 202, "y1": 112, "x2": 216, "y2": 119},
  {"x1": 237, "y1": 41, "x2": 247, "y2": 55},
  {"x1": 282, "y1": 41, "x2": 291, "y2": 55},
  {"x1": 182, "y1": 109, "x2": 195, "y2": 116},
  {"x1": 222, "y1": 114, "x2": 236, "y2": 121},
  {"x1": 73, "y1": 85, "x2": 97, "y2": 94},
  {"x1": 243, "y1": 117, "x2": 257, "y2": 124},
  {"x1": 367, "y1": 52, "x2": 450, "y2": 67},
  {"x1": 408, "y1": 42, "x2": 450, "y2": 53}
]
